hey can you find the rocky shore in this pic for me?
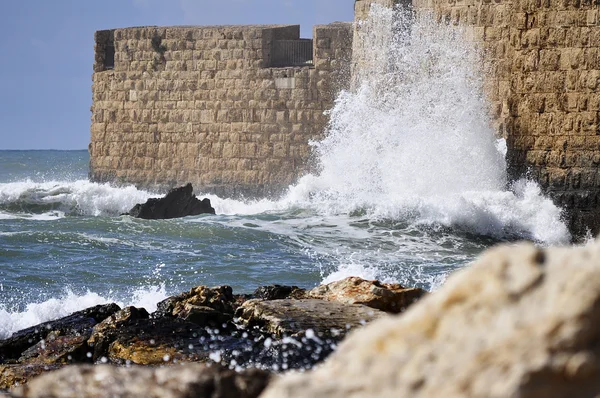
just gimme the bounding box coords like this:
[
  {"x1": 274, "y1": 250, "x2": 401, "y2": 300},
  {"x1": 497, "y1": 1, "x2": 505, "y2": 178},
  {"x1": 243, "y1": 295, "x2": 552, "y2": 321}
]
[
  {"x1": 0, "y1": 277, "x2": 424, "y2": 397},
  {"x1": 5, "y1": 241, "x2": 600, "y2": 397}
]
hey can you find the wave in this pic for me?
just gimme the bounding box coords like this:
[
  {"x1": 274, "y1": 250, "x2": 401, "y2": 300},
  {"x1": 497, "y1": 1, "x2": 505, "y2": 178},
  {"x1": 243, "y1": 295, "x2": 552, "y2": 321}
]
[
  {"x1": 0, "y1": 180, "x2": 155, "y2": 217},
  {"x1": 206, "y1": 7, "x2": 570, "y2": 245},
  {"x1": 0, "y1": 175, "x2": 569, "y2": 245},
  {"x1": 0, "y1": 7, "x2": 570, "y2": 246},
  {"x1": 0, "y1": 285, "x2": 168, "y2": 340}
]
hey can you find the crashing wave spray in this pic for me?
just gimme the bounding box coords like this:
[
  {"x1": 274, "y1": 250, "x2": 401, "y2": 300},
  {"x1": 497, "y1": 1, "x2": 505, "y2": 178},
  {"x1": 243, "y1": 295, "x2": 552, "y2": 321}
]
[{"x1": 284, "y1": 5, "x2": 569, "y2": 244}]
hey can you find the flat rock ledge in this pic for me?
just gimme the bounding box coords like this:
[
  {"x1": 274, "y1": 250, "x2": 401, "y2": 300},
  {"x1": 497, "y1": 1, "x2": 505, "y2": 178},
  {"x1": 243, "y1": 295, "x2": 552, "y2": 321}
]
[
  {"x1": 236, "y1": 299, "x2": 383, "y2": 338},
  {"x1": 126, "y1": 183, "x2": 215, "y2": 219},
  {"x1": 0, "y1": 277, "x2": 420, "y2": 393}
]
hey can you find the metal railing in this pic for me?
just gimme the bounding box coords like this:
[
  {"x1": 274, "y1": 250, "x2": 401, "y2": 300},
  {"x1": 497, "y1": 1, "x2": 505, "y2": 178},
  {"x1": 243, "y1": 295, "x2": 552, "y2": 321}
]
[{"x1": 271, "y1": 39, "x2": 313, "y2": 67}]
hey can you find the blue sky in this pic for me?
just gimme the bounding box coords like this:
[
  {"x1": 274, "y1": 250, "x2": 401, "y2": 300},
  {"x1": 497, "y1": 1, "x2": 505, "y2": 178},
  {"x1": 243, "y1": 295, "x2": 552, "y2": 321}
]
[{"x1": 0, "y1": 0, "x2": 354, "y2": 150}]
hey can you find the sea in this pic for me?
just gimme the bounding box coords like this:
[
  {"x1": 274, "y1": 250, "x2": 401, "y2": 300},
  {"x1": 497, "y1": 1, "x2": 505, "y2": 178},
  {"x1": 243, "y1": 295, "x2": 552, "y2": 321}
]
[{"x1": 0, "y1": 7, "x2": 571, "y2": 340}]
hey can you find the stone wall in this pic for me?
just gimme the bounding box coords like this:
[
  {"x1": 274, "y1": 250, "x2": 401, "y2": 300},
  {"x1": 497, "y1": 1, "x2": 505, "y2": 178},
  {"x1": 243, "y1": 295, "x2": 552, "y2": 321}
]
[
  {"x1": 352, "y1": 0, "x2": 412, "y2": 86},
  {"x1": 90, "y1": 23, "x2": 352, "y2": 197},
  {"x1": 403, "y1": 0, "x2": 600, "y2": 237}
]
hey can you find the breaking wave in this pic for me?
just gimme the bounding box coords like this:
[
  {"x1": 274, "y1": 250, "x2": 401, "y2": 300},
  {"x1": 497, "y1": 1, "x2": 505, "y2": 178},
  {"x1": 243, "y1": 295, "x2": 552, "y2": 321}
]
[
  {"x1": 0, "y1": 286, "x2": 168, "y2": 340},
  {"x1": 0, "y1": 180, "x2": 155, "y2": 217},
  {"x1": 0, "y1": 7, "x2": 569, "y2": 246}
]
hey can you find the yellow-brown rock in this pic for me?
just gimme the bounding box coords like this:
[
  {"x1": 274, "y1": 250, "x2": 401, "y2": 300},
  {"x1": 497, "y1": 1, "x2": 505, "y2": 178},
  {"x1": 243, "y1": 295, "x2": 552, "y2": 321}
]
[
  {"x1": 260, "y1": 242, "x2": 600, "y2": 398},
  {"x1": 0, "y1": 364, "x2": 63, "y2": 390},
  {"x1": 155, "y1": 285, "x2": 236, "y2": 320},
  {"x1": 88, "y1": 306, "x2": 149, "y2": 346},
  {"x1": 101, "y1": 318, "x2": 212, "y2": 365},
  {"x1": 309, "y1": 276, "x2": 426, "y2": 313},
  {"x1": 107, "y1": 340, "x2": 184, "y2": 366}
]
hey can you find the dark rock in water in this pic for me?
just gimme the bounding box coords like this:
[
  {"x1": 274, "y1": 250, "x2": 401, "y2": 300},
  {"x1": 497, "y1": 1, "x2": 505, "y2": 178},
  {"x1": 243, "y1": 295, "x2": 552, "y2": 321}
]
[
  {"x1": 127, "y1": 183, "x2": 215, "y2": 219},
  {"x1": 11, "y1": 363, "x2": 271, "y2": 398},
  {"x1": 0, "y1": 304, "x2": 120, "y2": 363},
  {"x1": 253, "y1": 285, "x2": 307, "y2": 301},
  {"x1": 0, "y1": 364, "x2": 63, "y2": 390},
  {"x1": 236, "y1": 299, "x2": 384, "y2": 339}
]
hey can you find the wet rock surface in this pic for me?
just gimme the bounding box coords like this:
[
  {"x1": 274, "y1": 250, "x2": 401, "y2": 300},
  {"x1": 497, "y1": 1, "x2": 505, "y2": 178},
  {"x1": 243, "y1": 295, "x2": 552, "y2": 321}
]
[
  {"x1": 101, "y1": 317, "x2": 246, "y2": 365},
  {"x1": 11, "y1": 364, "x2": 271, "y2": 398},
  {"x1": 127, "y1": 183, "x2": 215, "y2": 219},
  {"x1": 154, "y1": 285, "x2": 236, "y2": 322},
  {"x1": 0, "y1": 304, "x2": 120, "y2": 363},
  {"x1": 237, "y1": 299, "x2": 383, "y2": 338},
  {"x1": 0, "y1": 277, "x2": 424, "y2": 393},
  {"x1": 252, "y1": 285, "x2": 307, "y2": 301},
  {"x1": 309, "y1": 276, "x2": 426, "y2": 314}
]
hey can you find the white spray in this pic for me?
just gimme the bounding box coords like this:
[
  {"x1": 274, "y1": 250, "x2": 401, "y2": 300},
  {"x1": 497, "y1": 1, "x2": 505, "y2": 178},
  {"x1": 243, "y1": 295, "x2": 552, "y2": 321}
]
[{"x1": 279, "y1": 5, "x2": 569, "y2": 244}]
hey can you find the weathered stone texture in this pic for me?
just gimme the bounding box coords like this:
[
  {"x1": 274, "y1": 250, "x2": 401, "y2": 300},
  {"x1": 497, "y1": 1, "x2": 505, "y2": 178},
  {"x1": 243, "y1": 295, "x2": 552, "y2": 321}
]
[
  {"x1": 12, "y1": 364, "x2": 271, "y2": 398},
  {"x1": 261, "y1": 241, "x2": 600, "y2": 398},
  {"x1": 90, "y1": 24, "x2": 352, "y2": 197},
  {"x1": 405, "y1": 0, "x2": 600, "y2": 237}
]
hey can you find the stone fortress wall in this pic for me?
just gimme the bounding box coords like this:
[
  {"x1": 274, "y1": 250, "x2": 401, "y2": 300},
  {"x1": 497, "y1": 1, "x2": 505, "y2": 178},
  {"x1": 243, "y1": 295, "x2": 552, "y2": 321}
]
[
  {"x1": 402, "y1": 0, "x2": 600, "y2": 236},
  {"x1": 91, "y1": 1, "x2": 600, "y2": 236},
  {"x1": 90, "y1": 23, "x2": 352, "y2": 197}
]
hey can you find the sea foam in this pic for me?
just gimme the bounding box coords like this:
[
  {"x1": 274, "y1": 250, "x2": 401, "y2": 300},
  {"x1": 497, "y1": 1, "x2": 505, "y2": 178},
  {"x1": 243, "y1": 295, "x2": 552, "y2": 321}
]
[
  {"x1": 0, "y1": 179, "x2": 154, "y2": 217},
  {"x1": 0, "y1": 286, "x2": 168, "y2": 339},
  {"x1": 0, "y1": 7, "x2": 569, "y2": 258},
  {"x1": 275, "y1": 6, "x2": 569, "y2": 244}
]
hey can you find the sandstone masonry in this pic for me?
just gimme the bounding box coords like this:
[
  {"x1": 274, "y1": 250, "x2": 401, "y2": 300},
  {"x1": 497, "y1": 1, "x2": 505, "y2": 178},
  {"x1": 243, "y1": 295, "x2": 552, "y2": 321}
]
[
  {"x1": 90, "y1": 24, "x2": 352, "y2": 197},
  {"x1": 355, "y1": 0, "x2": 600, "y2": 237},
  {"x1": 91, "y1": 2, "x2": 600, "y2": 237}
]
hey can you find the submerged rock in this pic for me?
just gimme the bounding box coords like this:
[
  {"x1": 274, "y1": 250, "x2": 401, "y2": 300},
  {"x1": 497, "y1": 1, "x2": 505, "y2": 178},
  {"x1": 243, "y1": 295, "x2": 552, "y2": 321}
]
[
  {"x1": 309, "y1": 276, "x2": 426, "y2": 314},
  {"x1": 12, "y1": 364, "x2": 271, "y2": 398},
  {"x1": 236, "y1": 299, "x2": 383, "y2": 338},
  {"x1": 127, "y1": 183, "x2": 215, "y2": 219},
  {"x1": 261, "y1": 243, "x2": 600, "y2": 398}
]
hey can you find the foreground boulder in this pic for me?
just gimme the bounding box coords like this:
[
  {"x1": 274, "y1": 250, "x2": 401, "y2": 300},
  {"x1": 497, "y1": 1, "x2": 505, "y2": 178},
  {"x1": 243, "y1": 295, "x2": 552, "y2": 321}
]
[
  {"x1": 127, "y1": 183, "x2": 215, "y2": 219},
  {"x1": 260, "y1": 243, "x2": 600, "y2": 398},
  {"x1": 309, "y1": 276, "x2": 426, "y2": 314},
  {"x1": 12, "y1": 364, "x2": 270, "y2": 398}
]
